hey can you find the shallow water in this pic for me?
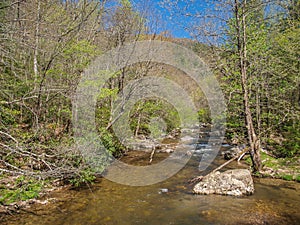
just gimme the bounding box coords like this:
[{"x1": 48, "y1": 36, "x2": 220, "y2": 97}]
[{"x1": 3, "y1": 151, "x2": 300, "y2": 225}]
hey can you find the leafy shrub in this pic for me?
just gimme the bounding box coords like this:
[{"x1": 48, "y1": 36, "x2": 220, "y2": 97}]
[
  {"x1": 197, "y1": 108, "x2": 211, "y2": 124},
  {"x1": 282, "y1": 174, "x2": 293, "y2": 181},
  {"x1": 271, "y1": 123, "x2": 300, "y2": 158},
  {"x1": 0, "y1": 176, "x2": 43, "y2": 205},
  {"x1": 129, "y1": 99, "x2": 180, "y2": 137},
  {"x1": 69, "y1": 168, "x2": 96, "y2": 187}
]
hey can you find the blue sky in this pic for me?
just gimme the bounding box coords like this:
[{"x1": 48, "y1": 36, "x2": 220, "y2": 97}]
[
  {"x1": 150, "y1": 0, "x2": 191, "y2": 38},
  {"x1": 131, "y1": 0, "x2": 202, "y2": 38},
  {"x1": 145, "y1": 0, "x2": 230, "y2": 45},
  {"x1": 110, "y1": 0, "x2": 220, "y2": 39},
  {"x1": 107, "y1": 0, "x2": 284, "y2": 42},
  {"x1": 134, "y1": 0, "x2": 213, "y2": 39},
  {"x1": 107, "y1": 0, "x2": 191, "y2": 37}
]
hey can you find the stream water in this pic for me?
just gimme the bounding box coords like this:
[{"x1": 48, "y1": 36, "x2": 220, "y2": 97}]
[
  {"x1": 3, "y1": 152, "x2": 299, "y2": 225},
  {"x1": 2, "y1": 128, "x2": 300, "y2": 225}
]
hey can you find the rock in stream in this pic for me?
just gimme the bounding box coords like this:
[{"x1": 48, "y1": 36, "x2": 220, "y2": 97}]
[{"x1": 193, "y1": 169, "x2": 254, "y2": 196}]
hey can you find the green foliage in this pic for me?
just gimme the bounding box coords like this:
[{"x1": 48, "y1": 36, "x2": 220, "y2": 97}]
[
  {"x1": 120, "y1": 0, "x2": 131, "y2": 8},
  {"x1": 62, "y1": 40, "x2": 99, "y2": 69},
  {"x1": 98, "y1": 127, "x2": 124, "y2": 157},
  {"x1": 69, "y1": 168, "x2": 96, "y2": 187},
  {"x1": 0, "y1": 104, "x2": 21, "y2": 126},
  {"x1": 0, "y1": 176, "x2": 43, "y2": 205},
  {"x1": 221, "y1": 0, "x2": 300, "y2": 160},
  {"x1": 129, "y1": 99, "x2": 180, "y2": 137},
  {"x1": 0, "y1": 0, "x2": 151, "y2": 203},
  {"x1": 97, "y1": 88, "x2": 119, "y2": 100},
  {"x1": 282, "y1": 174, "x2": 293, "y2": 181},
  {"x1": 244, "y1": 151, "x2": 299, "y2": 181},
  {"x1": 275, "y1": 123, "x2": 300, "y2": 158},
  {"x1": 197, "y1": 108, "x2": 211, "y2": 124},
  {"x1": 95, "y1": 93, "x2": 125, "y2": 157}
]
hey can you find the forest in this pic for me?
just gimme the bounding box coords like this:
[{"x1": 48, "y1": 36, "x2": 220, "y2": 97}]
[{"x1": 0, "y1": 0, "x2": 299, "y2": 218}]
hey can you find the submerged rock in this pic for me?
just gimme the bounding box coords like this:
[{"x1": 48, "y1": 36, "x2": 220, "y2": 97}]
[
  {"x1": 193, "y1": 169, "x2": 254, "y2": 196},
  {"x1": 158, "y1": 188, "x2": 169, "y2": 194},
  {"x1": 158, "y1": 148, "x2": 174, "y2": 153},
  {"x1": 221, "y1": 146, "x2": 244, "y2": 160}
]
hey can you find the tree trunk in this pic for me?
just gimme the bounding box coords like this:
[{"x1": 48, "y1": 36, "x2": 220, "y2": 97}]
[
  {"x1": 33, "y1": 0, "x2": 40, "y2": 92},
  {"x1": 235, "y1": 0, "x2": 262, "y2": 172}
]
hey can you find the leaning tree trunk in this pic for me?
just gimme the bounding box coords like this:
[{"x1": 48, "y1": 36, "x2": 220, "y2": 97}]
[{"x1": 235, "y1": 0, "x2": 262, "y2": 172}]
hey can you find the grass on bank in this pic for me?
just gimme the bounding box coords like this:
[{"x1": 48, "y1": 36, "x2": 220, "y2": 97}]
[{"x1": 245, "y1": 151, "x2": 300, "y2": 182}]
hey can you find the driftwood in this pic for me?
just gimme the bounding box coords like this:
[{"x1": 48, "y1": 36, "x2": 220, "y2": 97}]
[
  {"x1": 149, "y1": 147, "x2": 156, "y2": 164},
  {"x1": 189, "y1": 147, "x2": 250, "y2": 183}
]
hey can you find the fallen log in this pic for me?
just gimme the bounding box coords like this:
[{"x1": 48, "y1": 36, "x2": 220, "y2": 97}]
[{"x1": 189, "y1": 147, "x2": 250, "y2": 183}]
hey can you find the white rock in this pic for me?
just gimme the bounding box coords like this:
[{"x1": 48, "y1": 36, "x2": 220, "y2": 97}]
[{"x1": 193, "y1": 169, "x2": 254, "y2": 196}]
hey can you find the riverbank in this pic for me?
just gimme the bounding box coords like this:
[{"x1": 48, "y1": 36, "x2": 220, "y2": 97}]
[
  {"x1": 0, "y1": 175, "x2": 72, "y2": 216},
  {"x1": 1, "y1": 150, "x2": 299, "y2": 225},
  {"x1": 245, "y1": 151, "x2": 300, "y2": 182},
  {"x1": 1, "y1": 148, "x2": 299, "y2": 221}
]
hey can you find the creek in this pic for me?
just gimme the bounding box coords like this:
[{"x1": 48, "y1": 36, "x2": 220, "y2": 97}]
[{"x1": 3, "y1": 128, "x2": 300, "y2": 225}]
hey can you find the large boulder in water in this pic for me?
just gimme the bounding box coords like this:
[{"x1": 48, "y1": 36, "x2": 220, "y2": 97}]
[{"x1": 193, "y1": 169, "x2": 254, "y2": 196}]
